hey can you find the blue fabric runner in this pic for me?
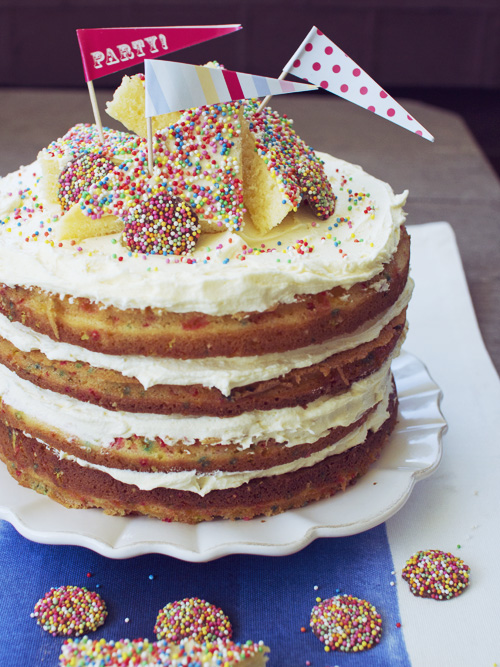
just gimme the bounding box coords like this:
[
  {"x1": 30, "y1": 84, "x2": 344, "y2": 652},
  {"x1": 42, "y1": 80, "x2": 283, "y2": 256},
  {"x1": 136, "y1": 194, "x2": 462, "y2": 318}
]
[{"x1": 0, "y1": 520, "x2": 410, "y2": 666}]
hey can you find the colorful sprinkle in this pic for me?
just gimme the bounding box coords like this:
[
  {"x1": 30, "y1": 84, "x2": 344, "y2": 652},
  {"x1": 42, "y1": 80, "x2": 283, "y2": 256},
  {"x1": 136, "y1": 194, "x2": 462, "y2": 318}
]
[
  {"x1": 58, "y1": 152, "x2": 115, "y2": 213},
  {"x1": 47, "y1": 105, "x2": 245, "y2": 236},
  {"x1": 59, "y1": 636, "x2": 269, "y2": 666},
  {"x1": 296, "y1": 159, "x2": 336, "y2": 219},
  {"x1": 41, "y1": 99, "x2": 339, "y2": 255},
  {"x1": 245, "y1": 102, "x2": 333, "y2": 215},
  {"x1": 310, "y1": 594, "x2": 382, "y2": 652},
  {"x1": 154, "y1": 597, "x2": 232, "y2": 643},
  {"x1": 122, "y1": 193, "x2": 200, "y2": 256},
  {"x1": 402, "y1": 549, "x2": 470, "y2": 600},
  {"x1": 31, "y1": 585, "x2": 107, "y2": 637}
]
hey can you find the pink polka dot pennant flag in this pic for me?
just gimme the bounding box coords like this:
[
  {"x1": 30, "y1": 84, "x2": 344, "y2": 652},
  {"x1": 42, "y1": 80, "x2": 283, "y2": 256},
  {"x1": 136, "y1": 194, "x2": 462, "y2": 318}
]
[{"x1": 284, "y1": 26, "x2": 434, "y2": 142}]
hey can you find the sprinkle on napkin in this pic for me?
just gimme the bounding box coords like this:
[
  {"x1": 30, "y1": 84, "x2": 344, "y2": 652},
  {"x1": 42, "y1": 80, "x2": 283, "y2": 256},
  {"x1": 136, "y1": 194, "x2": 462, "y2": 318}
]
[
  {"x1": 309, "y1": 594, "x2": 382, "y2": 652},
  {"x1": 31, "y1": 585, "x2": 107, "y2": 636},
  {"x1": 154, "y1": 597, "x2": 232, "y2": 643}
]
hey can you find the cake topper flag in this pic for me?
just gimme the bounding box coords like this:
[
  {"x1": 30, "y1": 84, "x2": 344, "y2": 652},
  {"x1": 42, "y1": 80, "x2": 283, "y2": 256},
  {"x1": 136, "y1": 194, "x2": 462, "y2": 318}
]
[
  {"x1": 284, "y1": 26, "x2": 434, "y2": 142},
  {"x1": 76, "y1": 24, "x2": 242, "y2": 142},
  {"x1": 144, "y1": 59, "x2": 317, "y2": 173},
  {"x1": 144, "y1": 59, "x2": 317, "y2": 117},
  {"x1": 77, "y1": 25, "x2": 242, "y2": 82}
]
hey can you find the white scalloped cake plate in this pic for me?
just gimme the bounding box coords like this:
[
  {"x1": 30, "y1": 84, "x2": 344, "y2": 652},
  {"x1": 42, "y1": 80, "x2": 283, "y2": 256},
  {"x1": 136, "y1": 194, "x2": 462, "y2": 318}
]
[{"x1": 0, "y1": 351, "x2": 445, "y2": 562}]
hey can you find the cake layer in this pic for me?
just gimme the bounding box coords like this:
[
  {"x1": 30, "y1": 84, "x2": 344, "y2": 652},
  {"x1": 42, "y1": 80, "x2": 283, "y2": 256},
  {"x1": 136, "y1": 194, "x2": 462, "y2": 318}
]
[
  {"x1": 0, "y1": 358, "x2": 394, "y2": 473},
  {"x1": 0, "y1": 278, "x2": 413, "y2": 394},
  {"x1": 0, "y1": 226, "x2": 409, "y2": 359},
  {"x1": 0, "y1": 387, "x2": 397, "y2": 522},
  {"x1": 0, "y1": 309, "x2": 406, "y2": 416}
]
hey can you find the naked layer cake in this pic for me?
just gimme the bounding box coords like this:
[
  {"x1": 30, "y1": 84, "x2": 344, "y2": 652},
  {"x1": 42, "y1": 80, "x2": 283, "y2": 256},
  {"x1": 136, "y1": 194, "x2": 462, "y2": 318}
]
[{"x1": 0, "y1": 80, "x2": 412, "y2": 522}]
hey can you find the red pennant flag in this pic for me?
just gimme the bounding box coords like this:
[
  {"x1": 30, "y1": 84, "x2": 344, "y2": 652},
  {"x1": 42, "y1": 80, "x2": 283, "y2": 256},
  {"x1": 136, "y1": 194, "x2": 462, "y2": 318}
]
[{"x1": 77, "y1": 25, "x2": 242, "y2": 81}]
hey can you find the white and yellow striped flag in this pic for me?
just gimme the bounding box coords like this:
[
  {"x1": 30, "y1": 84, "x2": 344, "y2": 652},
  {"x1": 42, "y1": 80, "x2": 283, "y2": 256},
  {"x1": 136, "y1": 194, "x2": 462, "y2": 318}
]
[{"x1": 144, "y1": 59, "x2": 317, "y2": 117}]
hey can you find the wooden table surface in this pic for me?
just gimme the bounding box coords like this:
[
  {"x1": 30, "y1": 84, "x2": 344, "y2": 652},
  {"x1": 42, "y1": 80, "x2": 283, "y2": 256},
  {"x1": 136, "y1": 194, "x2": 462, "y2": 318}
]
[{"x1": 1, "y1": 88, "x2": 499, "y2": 373}]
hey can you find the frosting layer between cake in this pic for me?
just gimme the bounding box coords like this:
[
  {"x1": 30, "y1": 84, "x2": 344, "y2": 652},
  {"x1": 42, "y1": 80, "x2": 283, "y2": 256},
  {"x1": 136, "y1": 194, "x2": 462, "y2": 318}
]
[
  {"x1": 0, "y1": 279, "x2": 412, "y2": 393},
  {"x1": 0, "y1": 355, "x2": 395, "y2": 451}
]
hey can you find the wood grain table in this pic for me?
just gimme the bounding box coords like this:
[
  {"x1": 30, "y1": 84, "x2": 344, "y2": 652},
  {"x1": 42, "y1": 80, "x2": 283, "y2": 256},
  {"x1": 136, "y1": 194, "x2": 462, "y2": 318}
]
[{"x1": 1, "y1": 88, "x2": 499, "y2": 373}]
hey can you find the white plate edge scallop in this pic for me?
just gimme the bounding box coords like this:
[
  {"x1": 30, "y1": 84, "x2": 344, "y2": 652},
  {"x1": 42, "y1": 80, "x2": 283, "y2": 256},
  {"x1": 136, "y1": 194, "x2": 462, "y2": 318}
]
[{"x1": 0, "y1": 350, "x2": 446, "y2": 562}]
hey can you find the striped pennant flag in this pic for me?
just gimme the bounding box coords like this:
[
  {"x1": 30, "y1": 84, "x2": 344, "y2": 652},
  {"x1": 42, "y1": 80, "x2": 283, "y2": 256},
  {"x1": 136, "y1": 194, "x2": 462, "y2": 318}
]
[
  {"x1": 285, "y1": 26, "x2": 434, "y2": 142},
  {"x1": 144, "y1": 59, "x2": 317, "y2": 117}
]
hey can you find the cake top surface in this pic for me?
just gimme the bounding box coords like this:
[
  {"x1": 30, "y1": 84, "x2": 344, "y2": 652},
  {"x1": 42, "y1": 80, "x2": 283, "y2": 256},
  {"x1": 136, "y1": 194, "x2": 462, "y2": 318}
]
[{"x1": 0, "y1": 104, "x2": 407, "y2": 316}]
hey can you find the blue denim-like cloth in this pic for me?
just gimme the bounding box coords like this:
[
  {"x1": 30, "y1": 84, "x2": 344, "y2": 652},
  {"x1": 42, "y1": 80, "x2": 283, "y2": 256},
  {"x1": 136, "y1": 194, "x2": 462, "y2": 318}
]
[{"x1": 0, "y1": 520, "x2": 410, "y2": 667}]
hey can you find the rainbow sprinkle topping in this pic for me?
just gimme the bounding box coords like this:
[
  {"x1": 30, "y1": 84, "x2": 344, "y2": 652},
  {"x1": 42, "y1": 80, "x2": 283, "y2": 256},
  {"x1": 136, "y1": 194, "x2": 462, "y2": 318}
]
[
  {"x1": 123, "y1": 193, "x2": 200, "y2": 255},
  {"x1": 58, "y1": 152, "x2": 115, "y2": 215},
  {"x1": 154, "y1": 597, "x2": 232, "y2": 643},
  {"x1": 310, "y1": 594, "x2": 382, "y2": 652},
  {"x1": 59, "y1": 636, "x2": 269, "y2": 666},
  {"x1": 31, "y1": 585, "x2": 107, "y2": 637},
  {"x1": 244, "y1": 101, "x2": 328, "y2": 213},
  {"x1": 402, "y1": 549, "x2": 471, "y2": 600}
]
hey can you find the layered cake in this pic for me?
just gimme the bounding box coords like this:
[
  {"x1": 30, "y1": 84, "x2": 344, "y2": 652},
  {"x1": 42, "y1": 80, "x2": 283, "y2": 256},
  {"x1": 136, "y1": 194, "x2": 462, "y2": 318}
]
[{"x1": 0, "y1": 80, "x2": 412, "y2": 522}]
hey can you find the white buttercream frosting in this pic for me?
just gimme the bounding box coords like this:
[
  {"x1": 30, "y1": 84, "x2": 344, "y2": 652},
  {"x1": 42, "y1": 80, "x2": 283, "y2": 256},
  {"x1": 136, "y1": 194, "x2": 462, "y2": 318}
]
[
  {"x1": 0, "y1": 356, "x2": 394, "y2": 450},
  {"x1": 0, "y1": 152, "x2": 407, "y2": 316},
  {"x1": 0, "y1": 278, "x2": 411, "y2": 394},
  {"x1": 49, "y1": 391, "x2": 391, "y2": 495}
]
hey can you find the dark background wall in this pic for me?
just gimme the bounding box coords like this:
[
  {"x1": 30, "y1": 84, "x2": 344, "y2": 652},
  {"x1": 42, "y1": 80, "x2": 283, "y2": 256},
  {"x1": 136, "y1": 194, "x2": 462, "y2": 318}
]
[{"x1": 1, "y1": 0, "x2": 499, "y2": 173}]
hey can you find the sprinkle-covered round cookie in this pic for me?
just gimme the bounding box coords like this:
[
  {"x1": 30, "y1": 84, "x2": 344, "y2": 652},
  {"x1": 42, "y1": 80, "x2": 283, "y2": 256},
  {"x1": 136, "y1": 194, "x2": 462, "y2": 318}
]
[
  {"x1": 310, "y1": 594, "x2": 382, "y2": 652},
  {"x1": 402, "y1": 549, "x2": 470, "y2": 600},
  {"x1": 296, "y1": 159, "x2": 336, "y2": 219},
  {"x1": 31, "y1": 585, "x2": 107, "y2": 637},
  {"x1": 122, "y1": 193, "x2": 200, "y2": 255},
  {"x1": 58, "y1": 152, "x2": 115, "y2": 213},
  {"x1": 154, "y1": 597, "x2": 232, "y2": 643}
]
